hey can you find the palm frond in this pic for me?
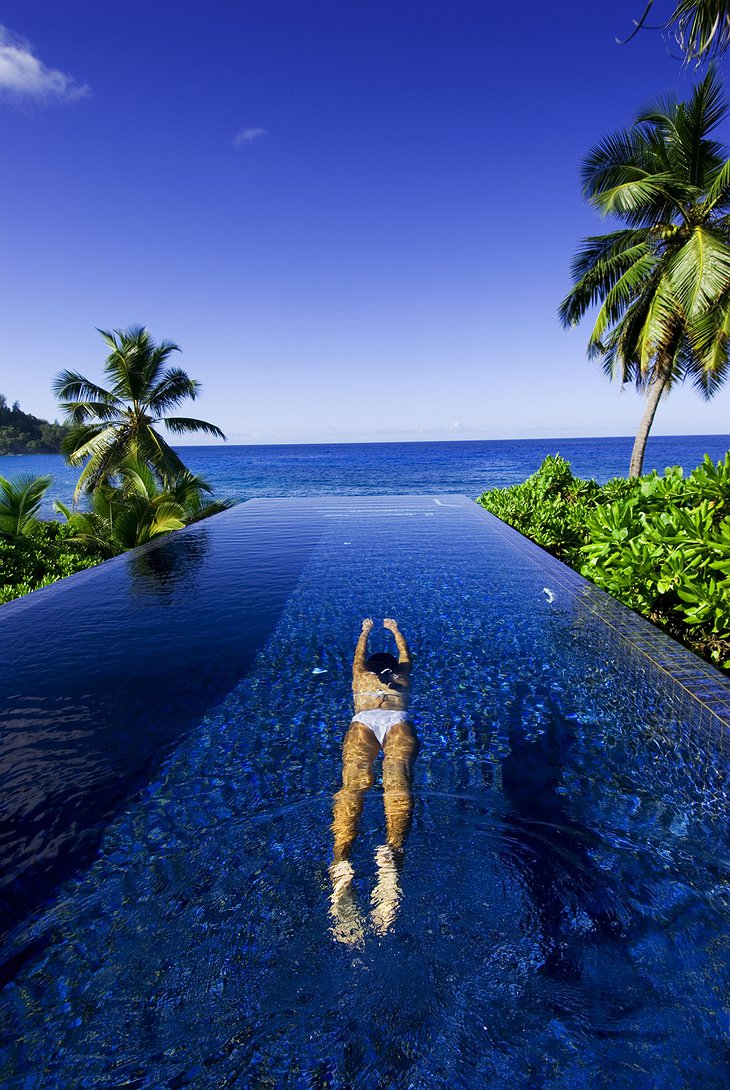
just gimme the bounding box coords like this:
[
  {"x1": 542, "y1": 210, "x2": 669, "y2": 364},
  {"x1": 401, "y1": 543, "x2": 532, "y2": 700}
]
[
  {"x1": 687, "y1": 291, "x2": 730, "y2": 391},
  {"x1": 53, "y1": 370, "x2": 121, "y2": 407},
  {"x1": 63, "y1": 424, "x2": 122, "y2": 466},
  {"x1": 667, "y1": 225, "x2": 730, "y2": 316},
  {"x1": 636, "y1": 278, "x2": 684, "y2": 381},
  {"x1": 590, "y1": 171, "x2": 688, "y2": 221},
  {"x1": 587, "y1": 252, "x2": 659, "y2": 346},
  {"x1": 142, "y1": 340, "x2": 183, "y2": 394},
  {"x1": 671, "y1": 1, "x2": 730, "y2": 60},
  {"x1": 59, "y1": 401, "x2": 125, "y2": 426},
  {"x1": 162, "y1": 416, "x2": 227, "y2": 439},
  {"x1": 706, "y1": 155, "x2": 730, "y2": 208},
  {"x1": 559, "y1": 235, "x2": 655, "y2": 327},
  {"x1": 148, "y1": 368, "x2": 201, "y2": 413},
  {"x1": 0, "y1": 474, "x2": 52, "y2": 538},
  {"x1": 135, "y1": 423, "x2": 189, "y2": 481}
]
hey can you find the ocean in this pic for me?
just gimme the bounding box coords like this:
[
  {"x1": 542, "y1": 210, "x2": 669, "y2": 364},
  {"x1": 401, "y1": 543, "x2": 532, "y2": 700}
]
[{"x1": 2, "y1": 434, "x2": 729, "y2": 518}]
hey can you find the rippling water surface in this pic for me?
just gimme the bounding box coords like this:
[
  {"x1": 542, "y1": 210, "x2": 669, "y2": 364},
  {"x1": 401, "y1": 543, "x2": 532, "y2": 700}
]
[{"x1": 1, "y1": 496, "x2": 729, "y2": 1088}]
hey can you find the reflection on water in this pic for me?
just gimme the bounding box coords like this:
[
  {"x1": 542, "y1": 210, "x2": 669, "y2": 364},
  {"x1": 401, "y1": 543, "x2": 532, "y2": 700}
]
[
  {"x1": 1, "y1": 497, "x2": 729, "y2": 1089},
  {"x1": 0, "y1": 506, "x2": 321, "y2": 982},
  {"x1": 500, "y1": 694, "x2": 625, "y2": 982},
  {"x1": 128, "y1": 527, "x2": 210, "y2": 601}
]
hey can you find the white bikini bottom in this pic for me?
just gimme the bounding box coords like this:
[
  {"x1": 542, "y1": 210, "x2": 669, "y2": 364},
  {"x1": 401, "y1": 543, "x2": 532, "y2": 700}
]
[{"x1": 351, "y1": 710, "x2": 409, "y2": 746}]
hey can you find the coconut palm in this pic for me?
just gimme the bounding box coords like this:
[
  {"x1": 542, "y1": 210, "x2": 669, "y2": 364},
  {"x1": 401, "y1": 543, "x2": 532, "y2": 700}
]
[
  {"x1": 0, "y1": 474, "x2": 52, "y2": 539},
  {"x1": 55, "y1": 459, "x2": 234, "y2": 556},
  {"x1": 624, "y1": 2, "x2": 730, "y2": 60},
  {"x1": 559, "y1": 69, "x2": 730, "y2": 477},
  {"x1": 672, "y1": 0, "x2": 730, "y2": 56},
  {"x1": 54, "y1": 326, "x2": 226, "y2": 500}
]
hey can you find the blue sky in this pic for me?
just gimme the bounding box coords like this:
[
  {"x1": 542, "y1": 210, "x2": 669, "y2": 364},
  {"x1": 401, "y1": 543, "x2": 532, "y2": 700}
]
[{"x1": 1, "y1": 1, "x2": 728, "y2": 444}]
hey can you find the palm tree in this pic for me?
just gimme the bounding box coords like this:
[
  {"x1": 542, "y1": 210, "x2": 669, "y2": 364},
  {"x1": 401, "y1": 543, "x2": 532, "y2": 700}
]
[
  {"x1": 672, "y1": 0, "x2": 730, "y2": 56},
  {"x1": 623, "y1": 3, "x2": 730, "y2": 60},
  {"x1": 0, "y1": 474, "x2": 52, "y2": 538},
  {"x1": 55, "y1": 459, "x2": 234, "y2": 556},
  {"x1": 54, "y1": 326, "x2": 226, "y2": 499},
  {"x1": 559, "y1": 69, "x2": 730, "y2": 477}
]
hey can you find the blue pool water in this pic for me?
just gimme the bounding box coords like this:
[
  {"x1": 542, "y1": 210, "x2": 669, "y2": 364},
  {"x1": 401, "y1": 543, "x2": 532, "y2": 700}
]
[
  {"x1": 1, "y1": 496, "x2": 729, "y2": 1088},
  {"x1": 2, "y1": 433, "x2": 729, "y2": 517}
]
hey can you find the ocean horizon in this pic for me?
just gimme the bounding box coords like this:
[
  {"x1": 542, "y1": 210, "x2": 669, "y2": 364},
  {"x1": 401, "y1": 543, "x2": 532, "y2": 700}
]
[{"x1": 3, "y1": 433, "x2": 729, "y2": 518}]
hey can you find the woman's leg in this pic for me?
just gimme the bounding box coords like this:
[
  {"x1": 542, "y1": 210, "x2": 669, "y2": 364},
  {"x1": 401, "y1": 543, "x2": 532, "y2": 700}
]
[
  {"x1": 382, "y1": 721, "x2": 418, "y2": 852},
  {"x1": 371, "y1": 722, "x2": 417, "y2": 934},
  {"x1": 331, "y1": 721, "x2": 380, "y2": 863},
  {"x1": 330, "y1": 722, "x2": 379, "y2": 946}
]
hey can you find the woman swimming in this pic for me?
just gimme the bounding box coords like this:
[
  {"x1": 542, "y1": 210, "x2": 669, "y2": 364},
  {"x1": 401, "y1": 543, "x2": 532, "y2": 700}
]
[{"x1": 329, "y1": 618, "x2": 418, "y2": 943}]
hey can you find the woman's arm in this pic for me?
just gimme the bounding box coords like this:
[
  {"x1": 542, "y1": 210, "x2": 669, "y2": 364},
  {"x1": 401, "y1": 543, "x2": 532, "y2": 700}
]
[
  {"x1": 352, "y1": 618, "x2": 374, "y2": 683},
  {"x1": 383, "y1": 618, "x2": 411, "y2": 666}
]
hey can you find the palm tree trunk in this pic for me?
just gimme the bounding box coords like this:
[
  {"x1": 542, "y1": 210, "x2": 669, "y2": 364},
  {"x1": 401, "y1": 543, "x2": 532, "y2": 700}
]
[{"x1": 629, "y1": 372, "x2": 670, "y2": 477}]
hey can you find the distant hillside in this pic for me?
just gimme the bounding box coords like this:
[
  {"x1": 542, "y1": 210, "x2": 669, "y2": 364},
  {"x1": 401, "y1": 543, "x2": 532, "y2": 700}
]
[{"x1": 0, "y1": 395, "x2": 70, "y2": 454}]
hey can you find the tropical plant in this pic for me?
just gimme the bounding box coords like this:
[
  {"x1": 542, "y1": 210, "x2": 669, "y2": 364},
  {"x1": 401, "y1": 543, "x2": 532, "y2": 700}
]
[
  {"x1": 624, "y1": 2, "x2": 730, "y2": 60},
  {"x1": 55, "y1": 458, "x2": 234, "y2": 556},
  {"x1": 54, "y1": 326, "x2": 226, "y2": 499},
  {"x1": 0, "y1": 474, "x2": 52, "y2": 539},
  {"x1": 476, "y1": 455, "x2": 602, "y2": 565},
  {"x1": 559, "y1": 69, "x2": 730, "y2": 477},
  {"x1": 0, "y1": 521, "x2": 103, "y2": 604}
]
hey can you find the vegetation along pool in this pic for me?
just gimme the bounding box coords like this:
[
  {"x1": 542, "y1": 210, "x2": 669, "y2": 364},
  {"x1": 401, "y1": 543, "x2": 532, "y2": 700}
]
[{"x1": 1, "y1": 495, "x2": 729, "y2": 1088}]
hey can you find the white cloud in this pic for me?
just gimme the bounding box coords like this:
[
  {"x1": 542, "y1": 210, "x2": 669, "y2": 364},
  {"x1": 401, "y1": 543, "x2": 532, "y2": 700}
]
[
  {"x1": 0, "y1": 25, "x2": 90, "y2": 104},
  {"x1": 233, "y1": 127, "x2": 266, "y2": 147}
]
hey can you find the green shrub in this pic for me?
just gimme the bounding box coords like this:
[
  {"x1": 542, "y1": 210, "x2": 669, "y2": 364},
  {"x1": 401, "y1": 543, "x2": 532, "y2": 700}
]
[
  {"x1": 478, "y1": 453, "x2": 730, "y2": 671},
  {"x1": 478, "y1": 455, "x2": 606, "y2": 566},
  {"x1": 0, "y1": 521, "x2": 103, "y2": 604}
]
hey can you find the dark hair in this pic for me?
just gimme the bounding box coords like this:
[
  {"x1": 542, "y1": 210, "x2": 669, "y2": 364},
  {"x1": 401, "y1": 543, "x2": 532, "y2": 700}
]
[{"x1": 366, "y1": 652, "x2": 401, "y2": 682}]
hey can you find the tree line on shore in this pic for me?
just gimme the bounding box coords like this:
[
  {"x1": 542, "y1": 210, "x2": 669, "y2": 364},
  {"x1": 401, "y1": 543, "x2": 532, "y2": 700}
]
[{"x1": 0, "y1": 395, "x2": 70, "y2": 455}]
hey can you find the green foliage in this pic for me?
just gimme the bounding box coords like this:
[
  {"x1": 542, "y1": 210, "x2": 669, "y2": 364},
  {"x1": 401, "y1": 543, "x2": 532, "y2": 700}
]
[
  {"x1": 55, "y1": 457, "x2": 235, "y2": 556},
  {"x1": 633, "y1": 2, "x2": 730, "y2": 60},
  {"x1": 0, "y1": 474, "x2": 53, "y2": 538},
  {"x1": 0, "y1": 521, "x2": 102, "y2": 604},
  {"x1": 0, "y1": 395, "x2": 70, "y2": 454},
  {"x1": 477, "y1": 455, "x2": 604, "y2": 566},
  {"x1": 478, "y1": 453, "x2": 730, "y2": 670},
  {"x1": 0, "y1": 460, "x2": 234, "y2": 605},
  {"x1": 559, "y1": 69, "x2": 730, "y2": 476}
]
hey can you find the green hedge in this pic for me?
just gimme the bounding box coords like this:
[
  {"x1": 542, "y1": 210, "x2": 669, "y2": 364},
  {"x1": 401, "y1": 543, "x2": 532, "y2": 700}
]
[
  {"x1": 477, "y1": 453, "x2": 730, "y2": 671},
  {"x1": 0, "y1": 522, "x2": 103, "y2": 604}
]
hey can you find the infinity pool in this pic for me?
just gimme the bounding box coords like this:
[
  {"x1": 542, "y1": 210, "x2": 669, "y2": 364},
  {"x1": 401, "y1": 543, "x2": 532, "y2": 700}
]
[{"x1": 1, "y1": 495, "x2": 729, "y2": 1088}]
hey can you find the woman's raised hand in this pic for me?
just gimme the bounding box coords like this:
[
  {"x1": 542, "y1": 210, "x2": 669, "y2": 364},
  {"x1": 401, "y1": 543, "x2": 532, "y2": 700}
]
[
  {"x1": 383, "y1": 618, "x2": 399, "y2": 633},
  {"x1": 362, "y1": 618, "x2": 374, "y2": 633}
]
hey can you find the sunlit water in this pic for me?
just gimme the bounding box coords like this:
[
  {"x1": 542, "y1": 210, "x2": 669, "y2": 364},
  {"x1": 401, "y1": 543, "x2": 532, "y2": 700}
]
[{"x1": 1, "y1": 496, "x2": 729, "y2": 1088}]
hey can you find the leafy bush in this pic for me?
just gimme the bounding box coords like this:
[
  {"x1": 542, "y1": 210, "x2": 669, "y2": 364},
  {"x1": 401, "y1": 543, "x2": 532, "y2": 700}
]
[
  {"x1": 0, "y1": 521, "x2": 103, "y2": 604},
  {"x1": 0, "y1": 462, "x2": 234, "y2": 607},
  {"x1": 478, "y1": 453, "x2": 730, "y2": 670},
  {"x1": 477, "y1": 455, "x2": 606, "y2": 566}
]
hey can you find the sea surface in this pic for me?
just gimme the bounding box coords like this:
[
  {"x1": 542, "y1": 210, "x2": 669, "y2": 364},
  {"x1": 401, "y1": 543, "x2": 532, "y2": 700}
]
[{"x1": 1, "y1": 434, "x2": 729, "y2": 517}]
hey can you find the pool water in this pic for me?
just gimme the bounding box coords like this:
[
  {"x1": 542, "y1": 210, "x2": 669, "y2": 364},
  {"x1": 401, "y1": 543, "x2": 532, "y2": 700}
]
[{"x1": 1, "y1": 496, "x2": 729, "y2": 1088}]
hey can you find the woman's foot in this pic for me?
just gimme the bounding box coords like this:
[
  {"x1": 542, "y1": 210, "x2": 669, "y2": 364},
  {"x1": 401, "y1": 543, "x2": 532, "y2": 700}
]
[
  {"x1": 370, "y1": 844, "x2": 403, "y2": 935},
  {"x1": 329, "y1": 860, "x2": 365, "y2": 947}
]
